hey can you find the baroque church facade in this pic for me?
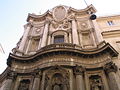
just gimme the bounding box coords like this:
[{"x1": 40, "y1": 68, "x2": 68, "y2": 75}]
[{"x1": 0, "y1": 5, "x2": 120, "y2": 90}]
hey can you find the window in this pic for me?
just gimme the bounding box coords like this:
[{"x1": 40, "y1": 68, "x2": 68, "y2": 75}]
[
  {"x1": 54, "y1": 35, "x2": 64, "y2": 43},
  {"x1": 107, "y1": 21, "x2": 114, "y2": 26}
]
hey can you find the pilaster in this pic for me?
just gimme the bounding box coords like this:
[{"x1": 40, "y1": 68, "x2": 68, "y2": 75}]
[
  {"x1": 41, "y1": 18, "x2": 50, "y2": 47},
  {"x1": 71, "y1": 17, "x2": 79, "y2": 45},
  {"x1": 18, "y1": 23, "x2": 32, "y2": 53}
]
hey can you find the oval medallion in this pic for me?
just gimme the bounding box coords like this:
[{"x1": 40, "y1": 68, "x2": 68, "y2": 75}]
[{"x1": 53, "y1": 6, "x2": 67, "y2": 21}]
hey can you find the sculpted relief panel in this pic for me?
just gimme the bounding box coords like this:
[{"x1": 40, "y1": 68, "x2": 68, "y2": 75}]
[
  {"x1": 32, "y1": 26, "x2": 44, "y2": 36},
  {"x1": 78, "y1": 20, "x2": 92, "y2": 31}
]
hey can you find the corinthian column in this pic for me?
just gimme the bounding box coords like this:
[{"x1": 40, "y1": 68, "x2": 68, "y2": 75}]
[
  {"x1": 73, "y1": 65, "x2": 85, "y2": 90},
  {"x1": 3, "y1": 71, "x2": 16, "y2": 90},
  {"x1": 104, "y1": 62, "x2": 120, "y2": 90},
  {"x1": 32, "y1": 70, "x2": 42, "y2": 90},
  {"x1": 71, "y1": 19, "x2": 79, "y2": 45},
  {"x1": 41, "y1": 19, "x2": 50, "y2": 47},
  {"x1": 19, "y1": 23, "x2": 32, "y2": 52}
]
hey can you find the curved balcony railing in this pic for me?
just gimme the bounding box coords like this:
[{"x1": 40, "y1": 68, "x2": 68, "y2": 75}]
[{"x1": 38, "y1": 43, "x2": 82, "y2": 52}]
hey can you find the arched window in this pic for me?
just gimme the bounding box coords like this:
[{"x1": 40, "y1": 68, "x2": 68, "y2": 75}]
[
  {"x1": 54, "y1": 35, "x2": 64, "y2": 44},
  {"x1": 51, "y1": 30, "x2": 69, "y2": 44}
]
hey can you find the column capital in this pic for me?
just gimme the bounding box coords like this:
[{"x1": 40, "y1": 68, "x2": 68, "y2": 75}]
[
  {"x1": 33, "y1": 69, "x2": 42, "y2": 78},
  {"x1": 104, "y1": 62, "x2": 118, "y2": 73},
  {"x1": 73, "y1": 65, "x2": 85, "y2": 75},
  {"x1": 7, "y1": 71, "x2": 17, "y2": 80},
  {"x1": 67, "y1": 13, "x2": 76, "y2": 21}
]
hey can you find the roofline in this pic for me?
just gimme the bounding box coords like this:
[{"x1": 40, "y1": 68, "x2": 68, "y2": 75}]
[{"x1": 27, "y1": 4, "x2": 97, "y2": 22}]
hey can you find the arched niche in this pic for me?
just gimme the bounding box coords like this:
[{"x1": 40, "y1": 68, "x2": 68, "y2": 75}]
[
  {"x1": 44, "y1": 66, "x2": 70, "y2": 90},
  {"x1": 18, "y1": 79, "x2": 30, "y2": 90}
]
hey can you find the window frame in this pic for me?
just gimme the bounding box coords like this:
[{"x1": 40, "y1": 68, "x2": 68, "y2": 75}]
[
  {"x1": 107, "y1": 21, "x2": 114, "y2": 26},
  {"x1": 54, "y1": 35, "x2": 64, "y2": 44}
]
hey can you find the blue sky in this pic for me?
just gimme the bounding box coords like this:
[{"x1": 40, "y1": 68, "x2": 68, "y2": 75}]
[{"x1": 0, "y1": 0, "x2": 120, "y2": 73}]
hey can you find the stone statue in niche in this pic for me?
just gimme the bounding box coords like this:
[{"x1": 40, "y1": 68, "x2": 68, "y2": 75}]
[
  {"x1": 89, "y1": 75, "x2": 104, "y2": 90},
  {"x1": 45, "y1": 66, "x2": 69, "y2": 90},
  {"x1": 45, "y1": 73, "x2": 68, "y2": 90},
  {"x1": 18, "y1": 79, "x2": 30, "y2": 90},
  {"x1": 52, "y1": 73, "x2": 64, "y2": 90}
]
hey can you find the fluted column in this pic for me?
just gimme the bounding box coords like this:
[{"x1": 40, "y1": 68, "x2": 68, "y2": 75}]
[
  {"x1": 32, "y1": 70, "x2": 42, "y2": 90},
  {"x1": 104, "y1": 62, "x2": 120, "y2": 90},
  {"x1": 3, "y1": 71, "x2": 16, "y2": 90},
  {"x1": 73, "y1": 65, "x2": 85, "y2": 90},
  {"x1": 19, "y1": 23, "x2": 32, "y2": 52},
  {"x1": 41, "y1": 19, "x2": 50, "y2": 47},
  {"x1": 71, "y1": 19, "x2": 79, "y2": 45}
]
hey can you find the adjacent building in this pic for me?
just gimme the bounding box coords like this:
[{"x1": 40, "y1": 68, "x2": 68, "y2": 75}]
[{"x1": 0, "y1": 5, "x2": 120, "y2": 90}]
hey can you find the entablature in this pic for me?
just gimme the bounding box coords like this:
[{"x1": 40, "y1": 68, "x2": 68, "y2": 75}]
[{"x1": 7, "y1": 42, "x2": 118, "y2": 68}]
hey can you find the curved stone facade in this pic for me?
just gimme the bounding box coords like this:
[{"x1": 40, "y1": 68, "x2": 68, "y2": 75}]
[{"x1": 0, "y1": 5, "x2": 120, "y2": 90}]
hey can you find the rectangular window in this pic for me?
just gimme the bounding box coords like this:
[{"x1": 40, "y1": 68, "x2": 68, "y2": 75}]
[
  {"x1": 107, "y1": 21, "x2": 114, "y2": 26},
  {"x1": 54, "y1": 35, "x2": 64, "y2": 44}
]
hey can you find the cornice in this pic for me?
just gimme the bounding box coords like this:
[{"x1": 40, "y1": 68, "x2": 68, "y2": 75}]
[
  {"x1": 7, "y1": 42, "x2": 118, "y2": 66},
  {"x1": 97, "y1": 14, "x2": 120, "y2": 21},
  {"x1": 102, "y1": 30, "x2": 120, "y2": 37},
  {"x1": 27, "y1": 10, "x2": 52, "y2": 22},
  {"x1": 69, "y1": 4, "x2": 96, "y2": 14},
  {"x1": 27, "y1": 5, "x2": 96, "y2": 22}
]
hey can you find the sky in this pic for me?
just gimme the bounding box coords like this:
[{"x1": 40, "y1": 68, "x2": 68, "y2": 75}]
[{"x1": 0, "y1": 0, "x2": 120, "y2": 74}]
